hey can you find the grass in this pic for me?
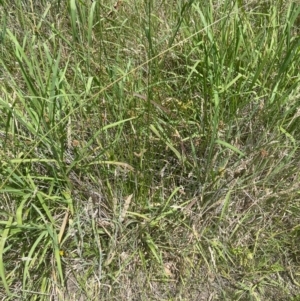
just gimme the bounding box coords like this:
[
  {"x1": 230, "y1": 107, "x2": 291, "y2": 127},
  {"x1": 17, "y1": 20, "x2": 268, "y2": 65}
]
[{"x1": 0, "y1": 0, "x2": 300, "y2": 300}]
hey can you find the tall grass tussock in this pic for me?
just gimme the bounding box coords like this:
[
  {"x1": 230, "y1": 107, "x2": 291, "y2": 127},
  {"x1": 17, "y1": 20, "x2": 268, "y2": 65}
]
[{"x1": 0, "y1": 0, "x2": 300, "y2": 300}]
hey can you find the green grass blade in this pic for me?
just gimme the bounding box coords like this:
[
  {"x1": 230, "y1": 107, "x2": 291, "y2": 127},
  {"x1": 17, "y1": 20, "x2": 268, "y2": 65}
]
[
  {"x1": 87, "y1": 1, "x2": 96, "y2": 47},
  {"x1": 70, "y1": 0, "x2": 78, "y2": 42},
  {"x1": 215, "y1": 139, "x2": 245, "y2": 157},
  {"x1": 22, "y1": 230, "x2": 48, "y2": 291},
  {"x1": 0, "y1": 216, "x2": 13, "y2": 296}
]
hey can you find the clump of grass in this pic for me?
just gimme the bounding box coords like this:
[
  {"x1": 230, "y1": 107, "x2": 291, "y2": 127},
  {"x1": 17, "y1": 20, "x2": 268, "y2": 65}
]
[{"x1": 1, "y1": 0, "x2": 300, "y2": 300}]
